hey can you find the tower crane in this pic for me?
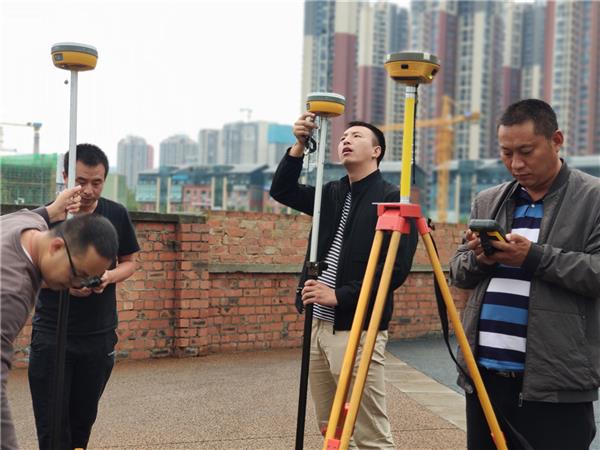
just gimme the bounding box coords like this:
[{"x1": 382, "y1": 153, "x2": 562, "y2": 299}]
[
  {"x1": 0, "y1": 121, "x2": 43, "y2": 154},
  {"x1": 379, "y1": 95, "x2": 480, "y2": 223}
]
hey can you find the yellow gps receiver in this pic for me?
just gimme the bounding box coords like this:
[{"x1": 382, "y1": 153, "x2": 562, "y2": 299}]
[
  {"x1": 51, "y1": 43, "x2": 98, "y2": 71},
  {"x1": 306, "y1": 92, "x2": 346, "y2": 117},
  {"x1": 384, "y1": 51, "x2": 439, "y2": 86}
]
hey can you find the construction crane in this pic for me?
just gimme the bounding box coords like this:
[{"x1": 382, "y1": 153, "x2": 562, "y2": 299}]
[
  {"x1": 379, "y1": 95, "x2": 480, "y2": 223},
  {"x1": 0, "y1": 121, "x2": 43, "y2": 154}
]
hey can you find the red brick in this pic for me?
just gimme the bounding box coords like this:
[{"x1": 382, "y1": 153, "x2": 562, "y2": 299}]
[{"x1": 12, "y1": 215, "x2": 468, "y2": 367}]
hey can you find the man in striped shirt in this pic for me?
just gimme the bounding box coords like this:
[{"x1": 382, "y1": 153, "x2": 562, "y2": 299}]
[
  {"x1": 270, "y1": 114, "x2": 417, "y2": 449},
  {"x1": 450, "y1": 99, "x2": 600, "y2": 450}
]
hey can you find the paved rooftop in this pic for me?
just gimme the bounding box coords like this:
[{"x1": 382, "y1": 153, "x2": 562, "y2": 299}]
[{"x1": 8, "y1": 347, "x2": 466, "y2": 449}]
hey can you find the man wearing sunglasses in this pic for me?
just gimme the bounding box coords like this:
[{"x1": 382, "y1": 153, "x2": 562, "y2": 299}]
[
  {"x1": 1, "y1": 207, "x2": 118, "y2": 450},
  {"x1": 28, "y1": 144, "x2": 140, "y2": 450}
]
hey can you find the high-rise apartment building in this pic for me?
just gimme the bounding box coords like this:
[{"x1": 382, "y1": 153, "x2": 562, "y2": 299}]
[
  {"x1": 302, "y1": 1, "x2": 413, "y2": 162},
  {"x1": 220, "y1": 121, "x2": 294, "y2": 166},
  {"x1": 584, "y1": 2, "x2": 600, "y2": 156},
  {"x1": 502, "y1": 2, "x2": 526, "y2": 110},
  {"x1": 159, "y1": 134, "x2": 199, "y2": 167},
  {"x1": 495, "y1": 0, "x2": 600, "y2": 156},
  {"x1": 302, "y1": 0, "x2": 336, "y2": 98},
  {"x1": 356, "y1": 3, "x2": 409, "y2": 160},
  {"x1": 547, "y1": 0, "x2": 581, "y2": 155},
  {"x1": 198, "y1": 129, "x2": 220, "y2": 165},
  {"x1": 300, "y1": 0, "x2": 600, "y2": 221},
  {"x1": 117, "y1": 135, "x2": 154, "y2": 189},
  {"x1": 221, "y1": 121, "x2": 269, "y2": 165},
  {"x1": 409, "y1": 0, "x2": 458, "y2": 169},
  {"x1": 520, "y1": 0, "x2": 546, "y2": 100},
  {"x1": 546, "y1": 0, "x2": 600, "y2": 155},
  {"x1": 454, "y1": 1, "x2": 504, "y2": 161},
  {"x1": 382, "y1": 5, "x2": 409, "y2": 161},
  {"x1": 302, "y1": 1, "x2": 359, "y2": 162},
  {"x1": 357, "y1": 2, "x2": 389, "y2": 126},
  {"x1": 301, "y1": 0, "x2": 335, "y2": 159}
]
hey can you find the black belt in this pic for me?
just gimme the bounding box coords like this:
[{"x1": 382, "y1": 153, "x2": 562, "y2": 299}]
[
  {"x1": 494, "y1": 370, "x2": 522, "y2": 379},
  {"x1": 481, "y1": 366, "x2": 523, "y2": 379}
]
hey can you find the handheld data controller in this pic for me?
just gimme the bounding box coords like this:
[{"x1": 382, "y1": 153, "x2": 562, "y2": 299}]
[{"x1": 469, "y1": 219, "x2": 507, "y2": 256}]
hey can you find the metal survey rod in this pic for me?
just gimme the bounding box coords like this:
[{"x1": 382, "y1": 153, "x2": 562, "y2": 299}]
[
  {"x1": 295, "y1": 92, "x2": 345, "y2": 450},
  {"x1": 50, "y1": 42, "x2": 98, "y2": 450}
]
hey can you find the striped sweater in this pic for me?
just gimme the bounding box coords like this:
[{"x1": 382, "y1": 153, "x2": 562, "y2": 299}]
[{"x1": 477, "y1": 187, "x2": 544, "y2": 371}]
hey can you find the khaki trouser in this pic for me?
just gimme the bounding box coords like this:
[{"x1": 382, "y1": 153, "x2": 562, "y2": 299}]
[{"x1": 309, "y1": 319, "x2": 395, "y2": 450}]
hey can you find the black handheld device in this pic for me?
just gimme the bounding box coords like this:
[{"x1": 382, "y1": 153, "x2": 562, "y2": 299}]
[
  {"x1": 468, "y1": 219, "x2": 507, "y2": 256},
  {"x1": 80, "y1": 276, "x2": 103, "y2": 289}
]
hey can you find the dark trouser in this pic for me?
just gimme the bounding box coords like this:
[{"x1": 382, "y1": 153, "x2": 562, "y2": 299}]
[
  {"x1": 1, "y1": 360, "x2": 18, "y2": 450},
  {"x1": 28, "y1": 330, "x2": 117, "y2": 450},
  {"x1": 466, "y1": 366, "x2": 596, "y2": 450}
]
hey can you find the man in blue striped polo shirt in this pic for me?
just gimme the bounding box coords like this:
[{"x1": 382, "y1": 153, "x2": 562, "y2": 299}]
[
  {"x1": 450, "y1": 99, "x2": 600, "y2": 450},
  {"x1": 477, "y1": 189, "x2": 543, "y2": 373}
]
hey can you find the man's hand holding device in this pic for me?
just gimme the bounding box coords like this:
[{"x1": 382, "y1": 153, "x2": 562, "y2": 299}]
[{"x1": 467, "y1": 219, "x2": 531, "y2": 267}]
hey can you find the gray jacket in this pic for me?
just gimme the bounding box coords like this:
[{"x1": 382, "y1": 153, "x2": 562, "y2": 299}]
[{"x1": 449, "y1": 162, "x2": 600, "y2": 402}]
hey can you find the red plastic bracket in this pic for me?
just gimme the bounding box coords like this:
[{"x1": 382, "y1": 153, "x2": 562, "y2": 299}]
[
  {"x1": 376, "y1": 202, "x2": 430, "y2": 235},
  {"x1": 325, "y1": 439, "x2": 341, "y2": 450}
]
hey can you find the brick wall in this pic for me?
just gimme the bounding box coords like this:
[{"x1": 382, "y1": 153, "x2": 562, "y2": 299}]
[{"x1": 9, "y1": 207, "x2": 470, "y2": 368}]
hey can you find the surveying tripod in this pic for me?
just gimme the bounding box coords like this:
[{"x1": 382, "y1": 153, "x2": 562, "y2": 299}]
[{"x1": 320, "y1": 52, "x2": 508, "y2": 450}]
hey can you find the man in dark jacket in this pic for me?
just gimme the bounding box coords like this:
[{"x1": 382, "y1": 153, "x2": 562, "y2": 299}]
[
  {"x1": 270, "y1": 113, "x2": 417, "y2": 449},
  {"x1": 450, "y1": 99, "x2": 600, "y2": 449}
]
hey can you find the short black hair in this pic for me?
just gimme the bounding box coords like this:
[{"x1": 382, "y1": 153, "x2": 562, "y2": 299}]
[
  {"x1": 53, "y1": 214, "x2": 118, "y2": 262},
  {"x1": 63, "y1": 143, "x2": 109, "y2": 179},
  {"x1": 499, "y1": 99, "x2": 558, "y2": 139},
  {"x1": 347, "y1": 121, "x2": 386, "y2": 165}
]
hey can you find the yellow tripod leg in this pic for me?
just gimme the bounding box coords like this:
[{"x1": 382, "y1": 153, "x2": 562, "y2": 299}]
[
  {"x1": 322, "y1": 231, "x2": 384, "y2": 449},
  {"x1": 421, "y1": 232, "x2": 508, "y2": 450},
  {"x1": 338, "y1": 230, "x2": 402, "y2": 450}
]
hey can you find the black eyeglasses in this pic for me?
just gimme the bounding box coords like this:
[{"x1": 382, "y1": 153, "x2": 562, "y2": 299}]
[{"x1": 58, "y1": 231, "x2": 103, "y2": 289}]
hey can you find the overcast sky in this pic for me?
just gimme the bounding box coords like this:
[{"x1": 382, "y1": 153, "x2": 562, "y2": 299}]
[
  {"x1": 1, "y1": 0, "x2": 409, "y2": 167},
  {"x1": 0, "y1": 0, "x2": 307, "y2": 166}
]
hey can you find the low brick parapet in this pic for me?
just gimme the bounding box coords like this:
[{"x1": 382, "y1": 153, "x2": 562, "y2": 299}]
[{"x1": 3, "y1": 205, "x2": 469, "y2": 368}]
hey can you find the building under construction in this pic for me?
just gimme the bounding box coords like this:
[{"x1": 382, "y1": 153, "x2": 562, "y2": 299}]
[{"x1": 0, "y1": 153, "x2": 59, "y2": 206}]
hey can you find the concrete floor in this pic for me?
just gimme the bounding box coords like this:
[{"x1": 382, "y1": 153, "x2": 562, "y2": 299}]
[
  {"x1": 7, "y1": 348, "x2": 466, "y2": 449},
  {"x1": 389, "y1": 335, "x2": 600, "y2": 450}
]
